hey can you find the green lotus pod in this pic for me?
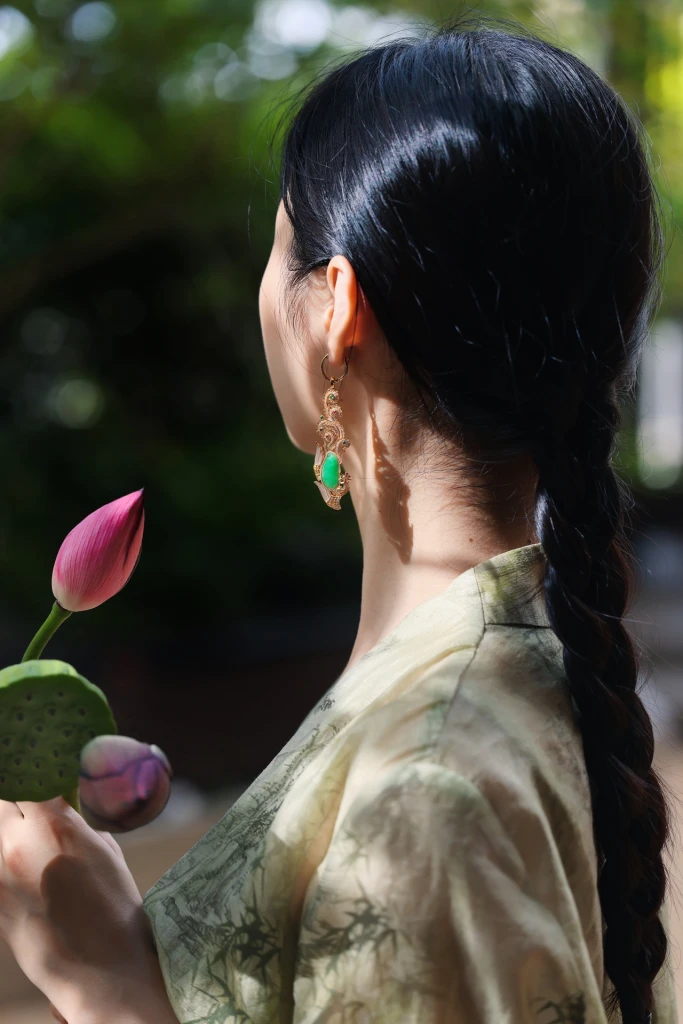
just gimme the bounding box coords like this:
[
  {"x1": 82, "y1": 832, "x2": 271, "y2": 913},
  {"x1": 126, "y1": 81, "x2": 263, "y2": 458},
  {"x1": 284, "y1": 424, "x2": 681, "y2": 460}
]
[{"x1": 0, "y1": 660, "x2": 117, "y2": 803}]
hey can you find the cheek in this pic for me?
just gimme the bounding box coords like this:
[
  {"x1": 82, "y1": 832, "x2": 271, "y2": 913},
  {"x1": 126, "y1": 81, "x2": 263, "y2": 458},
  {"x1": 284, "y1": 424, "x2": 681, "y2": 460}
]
[{"x1": 258, "y1": 260, "x2": 318, "y2": 454}]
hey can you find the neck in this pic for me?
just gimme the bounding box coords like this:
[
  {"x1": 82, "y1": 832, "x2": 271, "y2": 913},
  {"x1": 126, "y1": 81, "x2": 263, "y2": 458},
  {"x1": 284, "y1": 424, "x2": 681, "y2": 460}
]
[{"x1": 340, "y1": 398, "x2": 539, "y2": 675}]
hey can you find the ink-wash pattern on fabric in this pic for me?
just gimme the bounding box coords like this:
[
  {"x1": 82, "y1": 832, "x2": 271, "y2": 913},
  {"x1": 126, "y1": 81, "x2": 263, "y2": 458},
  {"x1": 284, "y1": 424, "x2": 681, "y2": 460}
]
[
  {"x1": 532, "y1": 992, "x2": 587, "y2": 1023},
  {"x1": 142, "y1": 543, "x2": 679, "y2": 1024}
]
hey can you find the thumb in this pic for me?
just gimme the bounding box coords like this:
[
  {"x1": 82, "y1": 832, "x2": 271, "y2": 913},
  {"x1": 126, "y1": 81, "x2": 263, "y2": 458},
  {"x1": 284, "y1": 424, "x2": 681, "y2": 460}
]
[{"x1": 49, "y1": 1002, "x2": 68, "y2": 1024}]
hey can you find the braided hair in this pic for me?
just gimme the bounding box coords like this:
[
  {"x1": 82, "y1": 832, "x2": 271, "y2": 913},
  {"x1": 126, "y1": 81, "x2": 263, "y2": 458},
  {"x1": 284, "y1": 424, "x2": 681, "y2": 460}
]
[
  {"x1": 276, "y1": 12, "x2": 672, "y2": 1022},
  {"x1": 533, "y1": 380, "x2": 670, "y2": 1022}
]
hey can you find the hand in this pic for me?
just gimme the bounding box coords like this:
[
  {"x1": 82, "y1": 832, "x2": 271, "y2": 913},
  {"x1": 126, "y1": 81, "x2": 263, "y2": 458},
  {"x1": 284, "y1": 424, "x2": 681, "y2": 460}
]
[{"x1": 0, "y1": 795, "x2": 160, "y2": 1022}]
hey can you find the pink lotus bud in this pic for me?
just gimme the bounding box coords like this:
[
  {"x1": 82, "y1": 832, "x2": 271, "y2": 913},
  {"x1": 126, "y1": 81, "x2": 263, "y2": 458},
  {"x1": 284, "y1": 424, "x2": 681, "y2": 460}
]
[
  {"x1": 79, "y1": 734, "x2": 172, "y2": 833},
  {"x1": 52, "y1": 490, "x2": 145, "y2": 612}
]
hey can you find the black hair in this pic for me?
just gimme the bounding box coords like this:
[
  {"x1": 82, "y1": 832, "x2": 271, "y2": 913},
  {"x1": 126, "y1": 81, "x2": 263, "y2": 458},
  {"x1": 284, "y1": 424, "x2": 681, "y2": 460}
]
[{"x1": 276, "y1": 11, "x2": 672, "y2": 1023}]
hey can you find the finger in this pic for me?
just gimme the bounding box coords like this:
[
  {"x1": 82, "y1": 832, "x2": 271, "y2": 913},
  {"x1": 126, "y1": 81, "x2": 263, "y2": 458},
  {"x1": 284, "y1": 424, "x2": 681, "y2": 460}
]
[
  {"x1": 15, "y1": 796, "x2": 70, "y2": 818},
  {"x1": 49, "y1": 1001, "x2": 69, "y2": 1024},
  {"x1": 95, "y1": 830, "x2": 124, "y2": 857},
  {"x1": 97, "y1": 829, "x2": 118, "y2": 849},
  {"x1": 0, "y1": 799, "x2": 22, "y2": 823}
]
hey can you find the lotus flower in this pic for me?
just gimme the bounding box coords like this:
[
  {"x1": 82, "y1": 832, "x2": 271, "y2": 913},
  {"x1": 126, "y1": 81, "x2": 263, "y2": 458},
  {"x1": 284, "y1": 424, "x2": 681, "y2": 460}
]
[
  {"x1": 52, "y1": 490, "x2": 145, "y2": 613},
  {"x1": 78, "y1": 735, "x2": 172, "y2": 833}
]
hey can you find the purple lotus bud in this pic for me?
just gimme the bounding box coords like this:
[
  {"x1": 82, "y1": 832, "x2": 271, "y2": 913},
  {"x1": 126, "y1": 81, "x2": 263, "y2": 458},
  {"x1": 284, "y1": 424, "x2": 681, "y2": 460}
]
[{"x1": 78, "y1": 734, "x2": 172, "y2": 833}]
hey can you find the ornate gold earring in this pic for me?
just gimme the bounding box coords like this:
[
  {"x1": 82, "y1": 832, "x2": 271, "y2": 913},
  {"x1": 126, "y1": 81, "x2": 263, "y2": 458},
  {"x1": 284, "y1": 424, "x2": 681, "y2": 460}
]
[{"x1": 313, "y1": 353, "x2": 351, "y2": 510}]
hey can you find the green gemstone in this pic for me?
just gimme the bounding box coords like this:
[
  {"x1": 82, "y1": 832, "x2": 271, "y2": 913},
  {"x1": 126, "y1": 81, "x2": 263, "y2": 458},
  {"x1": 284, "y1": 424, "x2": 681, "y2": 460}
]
[{"x1": 321, "y1": 452, "x2": 340, "y2": 489}]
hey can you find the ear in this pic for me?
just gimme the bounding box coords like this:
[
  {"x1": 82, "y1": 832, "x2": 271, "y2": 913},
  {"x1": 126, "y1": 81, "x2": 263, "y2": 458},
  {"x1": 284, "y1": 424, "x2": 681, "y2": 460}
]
[{"x1": 324, "y1": 256, "x2": 376, "y2": 370}]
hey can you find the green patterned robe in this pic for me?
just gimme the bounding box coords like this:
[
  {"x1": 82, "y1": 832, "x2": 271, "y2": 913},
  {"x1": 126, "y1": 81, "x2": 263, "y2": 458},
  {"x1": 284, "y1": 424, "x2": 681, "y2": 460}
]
[{"x1": 142, "y1": 542, "x2": 679, "y2": 1024}]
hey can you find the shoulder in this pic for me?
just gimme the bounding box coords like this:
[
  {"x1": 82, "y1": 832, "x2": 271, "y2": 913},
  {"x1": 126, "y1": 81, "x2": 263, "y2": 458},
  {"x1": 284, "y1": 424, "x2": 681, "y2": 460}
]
[
  {"x1": 333, "y1": 756, "x2": 524, "y2": 871},
  {"x1": 346, "y1": 616, "x2": 575, "y2": 780},
  {"x1": 436, "y1": 624, "x2": 593, "y2": 845},
  {"x1": 339, "y1": 621, "x2": 593, "y2": 869}
]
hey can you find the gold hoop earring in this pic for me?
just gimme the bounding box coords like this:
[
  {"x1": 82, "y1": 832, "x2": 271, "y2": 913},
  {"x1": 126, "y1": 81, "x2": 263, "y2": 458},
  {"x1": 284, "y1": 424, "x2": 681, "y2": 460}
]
[{"x1": 313, "y1": 354, "x2": 351, "y2": 510}]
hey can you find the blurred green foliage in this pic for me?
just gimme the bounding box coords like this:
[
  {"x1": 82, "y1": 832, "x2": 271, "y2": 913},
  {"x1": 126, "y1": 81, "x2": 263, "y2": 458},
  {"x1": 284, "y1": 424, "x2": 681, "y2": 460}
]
[{"x1": 0, "y1": 0, "x2": 680, "y2": 637}]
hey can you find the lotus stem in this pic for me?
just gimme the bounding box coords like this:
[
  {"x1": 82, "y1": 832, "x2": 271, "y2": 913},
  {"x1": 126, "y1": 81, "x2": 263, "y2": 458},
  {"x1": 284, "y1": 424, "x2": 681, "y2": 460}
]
[{"x1": 22, "y1": 602, "x2": 72, "y2": 662}]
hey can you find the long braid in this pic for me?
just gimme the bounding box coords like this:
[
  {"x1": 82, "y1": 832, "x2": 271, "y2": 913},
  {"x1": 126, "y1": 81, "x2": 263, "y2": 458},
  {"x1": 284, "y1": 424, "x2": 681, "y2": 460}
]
[{"x1": 532, "y1": 384, "x2": 671, "y2": 1022}]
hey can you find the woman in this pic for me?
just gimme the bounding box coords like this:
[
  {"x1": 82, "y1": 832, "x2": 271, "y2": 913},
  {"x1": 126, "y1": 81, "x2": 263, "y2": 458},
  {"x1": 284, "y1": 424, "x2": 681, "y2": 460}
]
[{"x1": 0, "y1": 14, "x2": 678, "y2": 1024}]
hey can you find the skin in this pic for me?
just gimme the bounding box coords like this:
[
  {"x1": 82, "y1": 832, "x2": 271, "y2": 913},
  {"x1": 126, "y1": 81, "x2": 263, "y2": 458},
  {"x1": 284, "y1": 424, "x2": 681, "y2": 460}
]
[{"x1": 259, "y1": 199, "x2": 539, "y2": 674}]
